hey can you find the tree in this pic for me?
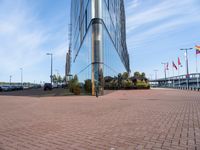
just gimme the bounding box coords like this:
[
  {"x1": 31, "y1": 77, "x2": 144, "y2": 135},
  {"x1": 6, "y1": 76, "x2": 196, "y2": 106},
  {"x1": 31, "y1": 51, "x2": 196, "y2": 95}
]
[
  {"x1": 141, "y1": 72, "x2": 146, "y2": 79},
  {"x1": 74, "y1": 75, "x2": 78, "y2": 82},
  {"x1": 134, "y1": 72, "x2": 140, "y2": 78},
  {"x1": 57, "y1": 75, "x2": 62, "y2": 84},
  {"x1": 52, "y1": 74, "x2": 57, "y2": 84},
  {"x1": 84, "y1": 79, "x2": 92, "y2": 93},
  {"x1": 122, "y1": 72, "x2": 129, "y2": 80},
  {"x1": 68, "y1": 74, "x2": 80, "y2": 94}
]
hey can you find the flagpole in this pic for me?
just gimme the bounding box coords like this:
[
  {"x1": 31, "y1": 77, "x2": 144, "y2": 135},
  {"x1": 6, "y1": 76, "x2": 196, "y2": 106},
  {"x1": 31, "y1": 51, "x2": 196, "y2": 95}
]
[
  {"x1": 161, "y1": 62, "x2": 167, "y2": 87},
  {"x1": 172, "y1": 63, "x2": 174, "y2": 87},
  {"x1": 180, "y1": 48, "x2": 193, "y2": 89},
  {"x1": 178, "y1": 65, "x2": 180, "y2": 87},
  {"x1": 196, "y1": 53, "x2": 199, "y2": 88}
]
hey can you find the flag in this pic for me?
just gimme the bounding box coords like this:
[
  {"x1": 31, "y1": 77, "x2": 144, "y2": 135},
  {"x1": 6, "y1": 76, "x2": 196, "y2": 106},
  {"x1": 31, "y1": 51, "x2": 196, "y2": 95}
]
[
  {"x1": 165, "y1": 63, "x2": 169, "y2": 70},
  {"x1": 195, "y1": 45, "x2": 200, "y2": 55},
  {"x1": 172, "y1": 61, "x2": 178, "y2": 70},
  {"x1": 178, "y1": 57, "x2": 182, "y2": 67}
]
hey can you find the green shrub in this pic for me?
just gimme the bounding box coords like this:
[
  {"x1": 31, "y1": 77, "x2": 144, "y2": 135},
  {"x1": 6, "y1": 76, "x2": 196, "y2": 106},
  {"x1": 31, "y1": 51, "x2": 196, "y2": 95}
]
[
  {"x1": 73, "y1": 84, "x2": 81, "y2": 95},
  {"x1": 121, "y1": 79, "x2": 132, "y2": 89},
  {"x1": 84, "y1": 79, "x2": 92, "y2": 93},
  {"x1": 135, "y1": 81, "x2": 150, "y2": 89},
  {"x1": 125, "y1": 79, "x2": 133, "y2": 89},
  {"x1": 68, "y1": 79, "x2": 75, "y2": 93},
  {"x1": 109, "y1": 79, "x2": 118, "y2": 89},
  {"x1": 68, "y1": 74, "x2": 81, "y2": 94}
]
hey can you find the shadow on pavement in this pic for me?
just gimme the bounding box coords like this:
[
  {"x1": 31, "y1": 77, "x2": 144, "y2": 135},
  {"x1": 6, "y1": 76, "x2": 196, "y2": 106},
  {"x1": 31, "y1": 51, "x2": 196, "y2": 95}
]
[
  {"x1": 0, "y1": 88, "x2": 75, "y2": 97},
  {"x1": 0, "y1": 88, "x2": 118, "y2": 97}
]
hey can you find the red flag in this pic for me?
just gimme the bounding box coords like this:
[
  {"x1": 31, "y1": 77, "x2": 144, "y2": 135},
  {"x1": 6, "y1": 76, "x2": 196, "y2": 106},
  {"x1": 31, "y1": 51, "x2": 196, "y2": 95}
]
[
  {"x1": 178, "y1": 57, "x2": 182, "y2": 67},
  {"x1": 178, "y1": 57, "x2": 181, "y2": 65},
  {"x1": 172, "y1": 61, "x2": 178, "y2": 70}
]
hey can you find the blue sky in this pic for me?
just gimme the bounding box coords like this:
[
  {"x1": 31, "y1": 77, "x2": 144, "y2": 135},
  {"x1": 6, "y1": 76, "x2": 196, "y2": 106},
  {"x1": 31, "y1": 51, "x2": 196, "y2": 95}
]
[{"x1": 0, "y1": 0, "x2": 200, "y2": 83}]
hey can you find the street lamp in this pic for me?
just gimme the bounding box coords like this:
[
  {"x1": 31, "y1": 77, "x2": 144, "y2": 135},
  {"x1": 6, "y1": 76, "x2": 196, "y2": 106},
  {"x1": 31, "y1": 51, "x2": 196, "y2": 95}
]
[
  {"x1": 149, "y1": 74, "x2": 153, "y2": 80},
  {"x1": 154, "y1": 69, "x2": 158, "y2": 80},
  {"x1": 180, "y1": 48, "x2": 193, "y2": 89},
  {"x1": 9, "y1": 75, "x2": 12, "y2": 85},
  {"x1": 46, "y1": 53, "x2": 53, "y2": 85},
  {"x1": 20, "y1": 68, "x2": 23, "y2": 86},
  {"x1": 161, "y1": 62, "x2": 167, "y2": 87}
]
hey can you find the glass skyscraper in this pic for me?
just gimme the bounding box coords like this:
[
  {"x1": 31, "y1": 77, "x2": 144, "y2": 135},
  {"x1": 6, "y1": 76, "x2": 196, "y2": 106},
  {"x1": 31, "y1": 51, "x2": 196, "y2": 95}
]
[{"x1": 70, "y1": 0, "x2": 130, "y2": 95}]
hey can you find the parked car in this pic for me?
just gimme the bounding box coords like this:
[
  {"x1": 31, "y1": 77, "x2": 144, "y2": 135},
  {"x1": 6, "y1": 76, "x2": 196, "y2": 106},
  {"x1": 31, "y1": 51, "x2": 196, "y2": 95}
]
[
  {"x1": 52, "y1": 83, "x2": 58, "y2": 88},
  {"x1": 44, "y1": 83, "x2": 52, "y2": 91},
  {"x1": 33, "y1": 85, "x2": 42, "y2": 89},
  {"x1": 10, "y1": 86, "x2": 17, "y2": 91},
  {"x1": 16, "y1": 86, "x2": 23, "y2": 90},
  {"x1": 61, "y1": 84, "x2": 67, "y2": 88},
  {"x1": 0, "y1": 86, "x2": 2, "y2": 92},
  {"x1": 1, "y1": 86, "x2": 12, "y2": 92}
]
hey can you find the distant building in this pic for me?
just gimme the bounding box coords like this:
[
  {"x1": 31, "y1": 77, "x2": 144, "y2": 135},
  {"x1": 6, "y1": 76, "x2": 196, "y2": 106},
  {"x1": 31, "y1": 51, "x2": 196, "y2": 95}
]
[
  {"x1": 65, "y1": 50, "x2": 71, "y2": 82},
  {"x1": 70, "y1": 0, "x2": 130, "y2": 95}
]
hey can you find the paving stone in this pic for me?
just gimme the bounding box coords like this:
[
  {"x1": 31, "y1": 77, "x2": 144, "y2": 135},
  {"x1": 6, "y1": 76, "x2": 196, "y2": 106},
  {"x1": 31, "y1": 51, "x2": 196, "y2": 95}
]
[{"x1": 0, "y1": 89, "x2": 199, "y2": 149}]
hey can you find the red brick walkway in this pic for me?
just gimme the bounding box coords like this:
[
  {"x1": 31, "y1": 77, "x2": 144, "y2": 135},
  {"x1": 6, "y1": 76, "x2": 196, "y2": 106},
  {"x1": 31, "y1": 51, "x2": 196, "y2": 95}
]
[{"x1": 0, "y1": 89, "x2": 200, "y2": 150}]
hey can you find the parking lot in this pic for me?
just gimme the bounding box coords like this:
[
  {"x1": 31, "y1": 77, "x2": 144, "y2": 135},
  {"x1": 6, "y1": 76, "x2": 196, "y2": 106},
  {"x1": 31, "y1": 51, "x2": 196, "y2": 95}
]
[{"x1": 0, "y1": 89, "x2": 200, "y2": 150}]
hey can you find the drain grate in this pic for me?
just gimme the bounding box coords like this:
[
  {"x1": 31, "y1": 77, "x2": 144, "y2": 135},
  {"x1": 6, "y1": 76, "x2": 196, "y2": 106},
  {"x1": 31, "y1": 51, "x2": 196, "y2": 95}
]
[
  {"x1": 119, "y1": 98, "x2": 128, "y2": 100},
  {"x1": 147, "y1": 98, "x2": 159, "y2": 100}
]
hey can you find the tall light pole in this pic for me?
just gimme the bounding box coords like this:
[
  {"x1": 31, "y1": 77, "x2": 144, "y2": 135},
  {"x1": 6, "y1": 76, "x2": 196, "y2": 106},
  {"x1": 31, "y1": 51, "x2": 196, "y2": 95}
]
[
  {"x1": 161, "y1": 62, "x2": 167, "y2": 87},
  {"x1": 46, "y1": 53, "x2": 53, "y2": 85},
  {"x1": 9, "y1": 75, "x2": 12, "y2": 85},
  {"x1": 20, "y1": 68, "x2": 23, "y2": 86},
  {"x1": 154, "y1": 69, "x2": 158, "y2": 80},
  {"x1": 180, "y1": 48, "x2": 193, "y2": 89},
  {"x1": 149, "y1": 74, "x2": 153, "y2": 80}
]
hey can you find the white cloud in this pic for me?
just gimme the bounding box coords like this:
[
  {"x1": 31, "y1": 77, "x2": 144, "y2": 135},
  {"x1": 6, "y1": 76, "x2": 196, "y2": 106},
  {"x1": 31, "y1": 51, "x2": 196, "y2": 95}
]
[
  {"x1": 126, "y1": 0, "x2": 140, "y2": 10},
  {"x1": 0, "y1": 1, "x2": 46, "y2": 71},
  {"x1": 0, "y1": 0, "x2": 68, "y2": 81},
  {"x1": 126, "y1": 0, "x2": 200, "y2": 49}
]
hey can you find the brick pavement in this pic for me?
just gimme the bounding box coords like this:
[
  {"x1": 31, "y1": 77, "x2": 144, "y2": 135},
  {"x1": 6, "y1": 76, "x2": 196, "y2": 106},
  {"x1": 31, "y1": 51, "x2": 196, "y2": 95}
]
[{"x1": 0, "y1": 89, "x2": 200, "y2": 150}]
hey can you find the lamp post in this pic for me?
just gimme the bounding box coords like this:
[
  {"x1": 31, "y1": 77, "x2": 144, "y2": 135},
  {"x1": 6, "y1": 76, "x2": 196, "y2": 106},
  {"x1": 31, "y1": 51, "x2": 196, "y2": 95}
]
[
  {"x1": 149, "y1": 74, "x2": 153, "y2": 80},
  {"x1": 154, "y1": 69, "x2": 158, "y2": 80},
  {"x1": 180, "y1": 48, "x2": 193, "y2": 89},
  {"x1": 195, "y1": 53, "x2": 199, "y2": 88},
  {"x1": 161, "y1": 62, "x2": 167, "y2": 87},
  {"x1": 9, "y1": 75, "x2": 12, "y2": 86},
  {"x1": 20, "y1": 68, "x2": 23, "y2": 86},
  {"x1": 46, "y1": 53, "x2": 53, "y2": 85}
]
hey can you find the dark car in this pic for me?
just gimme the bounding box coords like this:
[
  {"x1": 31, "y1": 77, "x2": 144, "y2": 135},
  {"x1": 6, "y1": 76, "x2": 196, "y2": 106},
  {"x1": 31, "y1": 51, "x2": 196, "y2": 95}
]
[
  {"x1": 16, "y1": 86, "x2": 23, "y2": 90},
  {"x1": 44, "y1": 83, "x2": 52, "y2": 91},
  {"x1": 0, "y1": 86, "x2": 2, "y2": 92},
  {"x1": 1, "y1": 86, "x2": 11, "y2": 92},
  {"x1": 10, "y1": 86, "x2": 17, "y2": 91}
]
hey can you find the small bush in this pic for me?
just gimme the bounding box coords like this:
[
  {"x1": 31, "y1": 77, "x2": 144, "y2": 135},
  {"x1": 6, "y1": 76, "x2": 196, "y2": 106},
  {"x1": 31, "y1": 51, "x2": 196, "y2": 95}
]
[
  {"x1": 68, "y1": 74, "x2": 81, "y2": 95},
  {"x1": 84, "y1": 79, "x2": 92, "y2": 93},
  {"x1": 73, "y1": 84, "x2": 81, "y2": 95},
  {"x1": 135, "y1": 81, "x2": 150, "y2": 89}
]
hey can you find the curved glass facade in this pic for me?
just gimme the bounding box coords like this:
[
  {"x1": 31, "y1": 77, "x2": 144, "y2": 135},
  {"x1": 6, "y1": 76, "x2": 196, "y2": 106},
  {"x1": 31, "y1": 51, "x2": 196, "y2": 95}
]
[{"x1": 70, "y1": 0, "x2": 130, "y2": 95}]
